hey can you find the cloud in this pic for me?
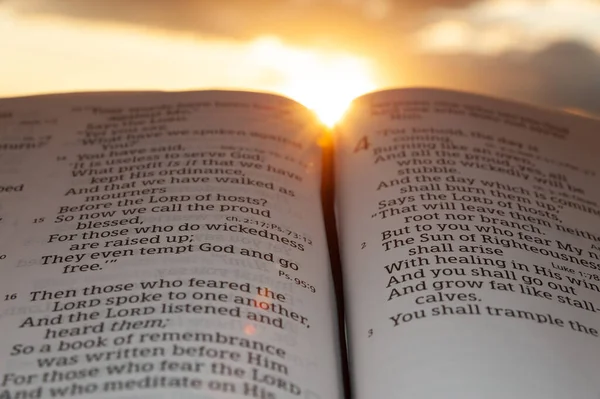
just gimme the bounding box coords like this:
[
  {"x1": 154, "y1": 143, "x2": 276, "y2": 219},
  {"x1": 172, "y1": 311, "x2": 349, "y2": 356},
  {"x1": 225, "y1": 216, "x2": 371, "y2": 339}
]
[
  {"x1": 416, "y1": 0, "x2": 600, "y2": 54},
  {"x1": 3, "y1": 0, "x2": 600, "y2": 116},
  {"x1": 2, "y1": 0, "x2": 476, "y2": 45}
]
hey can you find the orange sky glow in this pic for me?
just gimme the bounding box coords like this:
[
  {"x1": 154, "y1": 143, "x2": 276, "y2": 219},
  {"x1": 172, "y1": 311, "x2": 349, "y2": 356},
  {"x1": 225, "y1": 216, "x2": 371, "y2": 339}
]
[
  {"x1": 3, "y1": 0, "x2": 600, "y2": 124},
  {"x1": 0, "y1": 9, "x2": 381, "y2": 126}
]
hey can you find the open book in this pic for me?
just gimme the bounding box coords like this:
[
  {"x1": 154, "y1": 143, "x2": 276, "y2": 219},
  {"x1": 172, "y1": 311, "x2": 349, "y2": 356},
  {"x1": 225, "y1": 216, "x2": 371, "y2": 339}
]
[{"x1": 1, "y1": 88, "x2": 600, "y2": 399}]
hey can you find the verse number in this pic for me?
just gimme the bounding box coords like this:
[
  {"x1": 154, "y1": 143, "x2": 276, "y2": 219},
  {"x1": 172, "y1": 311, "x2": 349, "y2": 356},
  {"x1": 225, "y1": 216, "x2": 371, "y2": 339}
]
[
  {"x1": 33, "y1": 217, "x2": 45, "y2": 224},
  {"x1": 354, "y1": 136, "x2": 370, "y2": 153},
  {"x1": 4, "y1": 293, "x2": 17, "y2": 301},
  {"x1": 368, "y1": 329, "x2": 373, "y2": 338}
]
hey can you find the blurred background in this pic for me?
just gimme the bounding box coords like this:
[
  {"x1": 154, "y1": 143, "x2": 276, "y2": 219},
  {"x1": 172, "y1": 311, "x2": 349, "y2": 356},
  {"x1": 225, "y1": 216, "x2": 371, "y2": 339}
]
[{"x1": 1, "y1": 0, "x2": 599, "y2": 125}]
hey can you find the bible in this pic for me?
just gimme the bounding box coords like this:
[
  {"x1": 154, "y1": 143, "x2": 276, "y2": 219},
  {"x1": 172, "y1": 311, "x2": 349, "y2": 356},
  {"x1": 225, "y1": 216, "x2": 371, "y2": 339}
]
[{"x1": 1, "y1": 88, "x2": 600, "y2": 398}]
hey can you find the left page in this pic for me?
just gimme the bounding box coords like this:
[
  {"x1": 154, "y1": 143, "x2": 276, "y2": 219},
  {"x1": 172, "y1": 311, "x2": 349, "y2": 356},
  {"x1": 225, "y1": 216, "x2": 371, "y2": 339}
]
[{"x1": 0, "y1": 91, "x2": 342, "y2": 399}]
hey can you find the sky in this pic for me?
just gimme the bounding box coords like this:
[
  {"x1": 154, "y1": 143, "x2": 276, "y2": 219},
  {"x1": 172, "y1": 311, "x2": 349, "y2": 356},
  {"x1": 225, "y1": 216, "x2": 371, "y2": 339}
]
[{"x1": 1, "y1": 0, "x2": 600, "y2": 124}]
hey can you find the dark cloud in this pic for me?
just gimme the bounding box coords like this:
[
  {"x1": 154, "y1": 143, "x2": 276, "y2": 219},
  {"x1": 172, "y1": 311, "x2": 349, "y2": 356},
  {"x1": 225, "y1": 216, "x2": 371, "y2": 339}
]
[
  {"x1": 382, "y1": 41, "x2": 600, "y2": 116},
  {"x1": 529, "y1": 42, "x2": 600, "y2": 112}
]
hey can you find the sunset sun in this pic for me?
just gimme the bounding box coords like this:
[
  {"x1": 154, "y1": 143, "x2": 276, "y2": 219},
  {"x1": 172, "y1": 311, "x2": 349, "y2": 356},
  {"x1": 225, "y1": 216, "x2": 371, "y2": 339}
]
[{"x1": 248, "y1": 37, "x2": 378, "y2": 126}]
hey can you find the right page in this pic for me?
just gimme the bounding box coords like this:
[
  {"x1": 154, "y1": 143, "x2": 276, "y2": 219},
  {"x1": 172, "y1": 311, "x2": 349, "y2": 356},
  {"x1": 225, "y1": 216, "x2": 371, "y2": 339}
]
[{"x1": 335, "y1": 88, "x2": 600, "y2": 398}]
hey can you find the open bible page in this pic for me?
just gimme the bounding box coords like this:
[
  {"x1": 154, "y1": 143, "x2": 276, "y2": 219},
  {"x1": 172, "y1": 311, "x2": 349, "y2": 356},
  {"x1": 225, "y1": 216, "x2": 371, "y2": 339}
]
[
  {"x1": 0, "y1": 91, "x2": 342, "y2": 399},
  {"x1": 335, "y1": 88, "x2": 600, "y2": 398}
]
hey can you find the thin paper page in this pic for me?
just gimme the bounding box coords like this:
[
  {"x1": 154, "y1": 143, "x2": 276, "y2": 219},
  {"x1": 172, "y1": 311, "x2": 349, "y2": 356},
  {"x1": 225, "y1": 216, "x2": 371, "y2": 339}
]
[
  {"x1": 0, "y1": 91, "x2": 341, "y2": 399},
  {"x1": 336, "y1": 88, "x2": 600, "y2": 399}
]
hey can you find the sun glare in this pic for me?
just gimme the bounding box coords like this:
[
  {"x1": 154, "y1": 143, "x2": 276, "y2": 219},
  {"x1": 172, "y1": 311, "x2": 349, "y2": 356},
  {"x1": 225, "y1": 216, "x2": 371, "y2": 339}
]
[
  {"x1": 0, "y1": 10, "x2": 378, "y2": 127},
  {"x1": 247, "y1": 37, "x2": 378, "y2": 126}
]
